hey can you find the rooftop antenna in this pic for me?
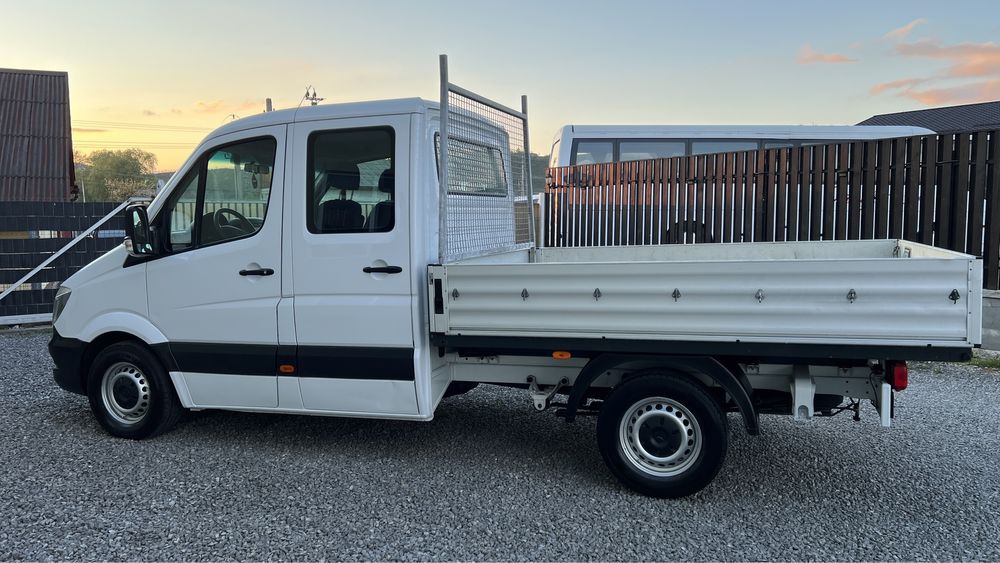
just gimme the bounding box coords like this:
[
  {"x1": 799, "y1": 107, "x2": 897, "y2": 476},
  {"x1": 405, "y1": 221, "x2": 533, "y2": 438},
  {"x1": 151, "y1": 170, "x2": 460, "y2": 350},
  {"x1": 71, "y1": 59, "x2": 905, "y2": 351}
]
[
  {"x1": 305, "y1": 86, "x2": 326, "y2": 106},
  {"x1": 301, "y1": 86, "x2": 324, "y2": 107},
  {"x1": 265, "y1": 98, "x2": 273, "y2": 112}
]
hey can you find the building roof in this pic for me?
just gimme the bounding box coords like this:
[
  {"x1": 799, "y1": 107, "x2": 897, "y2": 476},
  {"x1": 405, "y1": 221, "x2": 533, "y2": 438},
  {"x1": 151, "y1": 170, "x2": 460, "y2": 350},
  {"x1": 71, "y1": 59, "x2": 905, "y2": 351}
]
[
  {"x1": 857, "y1": 100, "x2": 1000, "y2": 133},
  {"x1": 0, "y1": 68, "x2": 75, "y2": 201}
]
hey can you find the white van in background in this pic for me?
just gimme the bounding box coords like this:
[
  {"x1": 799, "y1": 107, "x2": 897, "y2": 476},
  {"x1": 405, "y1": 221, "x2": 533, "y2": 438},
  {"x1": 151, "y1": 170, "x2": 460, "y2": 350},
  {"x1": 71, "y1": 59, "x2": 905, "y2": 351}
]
[{"x1": 548, "y1": 124, "x2": 935, "y2": 167}]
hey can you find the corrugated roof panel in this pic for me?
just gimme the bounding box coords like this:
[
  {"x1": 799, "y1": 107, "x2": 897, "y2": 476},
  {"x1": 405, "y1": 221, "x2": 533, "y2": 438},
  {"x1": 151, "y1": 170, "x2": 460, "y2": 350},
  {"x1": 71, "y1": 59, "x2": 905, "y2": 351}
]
[
  {"x1": 858, "y1": 101, "x2": 1000, "y2": 133},
  {"x1": 0, "y1": 68, "x2": 73, "y2": 201}
]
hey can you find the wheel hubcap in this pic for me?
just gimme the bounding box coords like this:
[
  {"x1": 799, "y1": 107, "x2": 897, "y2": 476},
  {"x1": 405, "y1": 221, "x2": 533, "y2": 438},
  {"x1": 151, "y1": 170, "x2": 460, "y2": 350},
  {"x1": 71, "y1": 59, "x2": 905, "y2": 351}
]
[
  {"x1": 101, "y1": 362, "x2": 150, "y2": 425},
  {"x1": 619, "y1": 397, "x2": 702, "y2": 477}
]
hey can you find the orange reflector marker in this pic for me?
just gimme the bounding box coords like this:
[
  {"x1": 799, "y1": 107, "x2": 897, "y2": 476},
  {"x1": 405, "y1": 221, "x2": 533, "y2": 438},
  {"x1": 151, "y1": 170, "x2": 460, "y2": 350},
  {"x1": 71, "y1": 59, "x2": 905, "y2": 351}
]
[
  {"x1": 278, "y1": 364, "x2": 296, "y2": 374},
  {"x1": 552, "y1": 351, "x2": 572, "y2": 360}
]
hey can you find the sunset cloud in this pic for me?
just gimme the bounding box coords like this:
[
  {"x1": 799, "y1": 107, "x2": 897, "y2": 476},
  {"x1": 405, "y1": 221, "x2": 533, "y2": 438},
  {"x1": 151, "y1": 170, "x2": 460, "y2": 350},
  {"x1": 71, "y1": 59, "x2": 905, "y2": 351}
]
[
  {"x1": 894, "y1": 39, "x2": 1000, "y2": 77},
  {"x1": 895, "y1": 79, "x2": 1000, "y2": 105},
  {"x1": 869, "y1": 77, "x2": 927, "y2": 95},
  {"x1": 192, "y1": 99, "x2": 266, "y2": 115},
  {"x1": 193, "y1": 100, "x2": 226, "y2": 114},
  {"x1": 870, "y1": 26, "x2": 1000, "y2": 107},
  {"x1": 72, "y1": 127, "x2": 107, "y2": 133},
  {"x1": 797, "y1": 45, "x2": 857, "y2": 65},
  {"x1": 884, "y1": 18, "x2": 926, "y2": 40}
]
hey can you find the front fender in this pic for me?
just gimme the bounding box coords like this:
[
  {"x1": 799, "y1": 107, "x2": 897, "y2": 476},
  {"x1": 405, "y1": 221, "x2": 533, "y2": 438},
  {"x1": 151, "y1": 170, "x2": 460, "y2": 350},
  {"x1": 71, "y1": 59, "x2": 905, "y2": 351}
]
[{"x1": 78, "y1": 311, "x2": 168, "y2": 345}]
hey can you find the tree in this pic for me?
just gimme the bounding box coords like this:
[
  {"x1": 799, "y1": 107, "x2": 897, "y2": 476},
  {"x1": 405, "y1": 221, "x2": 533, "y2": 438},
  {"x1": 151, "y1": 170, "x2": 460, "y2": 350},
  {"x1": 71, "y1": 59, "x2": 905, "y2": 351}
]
[
  {"x1": 75, "y1": 149, "x2": 158, "y2": 201},
  {"x1": 529, "y1": 152, "x2": 549, "y2": 193}
]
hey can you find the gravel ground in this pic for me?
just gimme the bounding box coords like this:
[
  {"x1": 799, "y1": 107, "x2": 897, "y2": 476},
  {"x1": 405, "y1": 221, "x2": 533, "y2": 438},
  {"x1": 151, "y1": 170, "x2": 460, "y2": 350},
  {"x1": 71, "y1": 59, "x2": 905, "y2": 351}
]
[{"x1": 1, "y1": 330, "x2": 999, "y2": 561}]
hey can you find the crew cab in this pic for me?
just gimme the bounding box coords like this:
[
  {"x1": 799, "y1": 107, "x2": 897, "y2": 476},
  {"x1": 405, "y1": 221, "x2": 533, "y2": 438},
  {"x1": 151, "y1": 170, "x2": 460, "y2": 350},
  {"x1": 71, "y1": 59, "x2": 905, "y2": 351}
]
[{"x1": 48, "y1": 60, "x2": 982, "y2": 498}]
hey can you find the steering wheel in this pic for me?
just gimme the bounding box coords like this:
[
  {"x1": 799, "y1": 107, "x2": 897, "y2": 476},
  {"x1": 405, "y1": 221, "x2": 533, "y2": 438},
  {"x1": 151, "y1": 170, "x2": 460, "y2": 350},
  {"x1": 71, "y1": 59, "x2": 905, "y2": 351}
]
[{"x1": 212, "y1": 208, "x2": 254, "y2": 237}]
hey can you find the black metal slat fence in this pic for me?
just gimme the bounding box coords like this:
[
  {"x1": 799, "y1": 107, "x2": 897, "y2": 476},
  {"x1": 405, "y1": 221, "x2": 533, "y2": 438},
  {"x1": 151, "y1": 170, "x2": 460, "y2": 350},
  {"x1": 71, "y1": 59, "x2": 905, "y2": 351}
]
[
  {"x1": 544, "y1": 129, "x2": 1000, "y2": 289},
  {"x1": 0, "y1": 201, "x2": 268, "y2": 319},
  {"x1": 0, "y1": 201, "x2": 126, "y2": 318}
]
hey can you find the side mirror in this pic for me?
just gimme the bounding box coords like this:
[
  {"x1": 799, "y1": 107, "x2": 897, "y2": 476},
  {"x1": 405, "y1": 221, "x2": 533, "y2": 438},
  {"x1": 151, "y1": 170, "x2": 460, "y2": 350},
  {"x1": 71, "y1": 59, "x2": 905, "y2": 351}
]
[{"x1": 124, "y1": 204, "x2": 155, "y2": 257}]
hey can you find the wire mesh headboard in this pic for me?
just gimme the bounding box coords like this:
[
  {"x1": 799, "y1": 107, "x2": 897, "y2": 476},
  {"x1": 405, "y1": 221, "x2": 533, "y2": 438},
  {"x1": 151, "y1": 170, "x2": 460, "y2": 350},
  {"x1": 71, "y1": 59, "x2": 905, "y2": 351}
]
[{"x1": 438, "y1": 55, "x2": 535, "y2": 262}]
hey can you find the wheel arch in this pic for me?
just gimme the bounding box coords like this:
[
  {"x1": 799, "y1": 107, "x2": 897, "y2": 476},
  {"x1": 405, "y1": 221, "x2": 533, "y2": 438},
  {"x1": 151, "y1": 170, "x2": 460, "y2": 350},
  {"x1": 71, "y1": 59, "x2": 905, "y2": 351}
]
[
  {"x1": 77, "y1": 315, "x2": 175, "y2": 394},
  {"x1": 565, "y1": 353, "x2": 759, "y2": 435},
  {"x1": 77, "y1": 311, "x2": 168, "y2": 346}
]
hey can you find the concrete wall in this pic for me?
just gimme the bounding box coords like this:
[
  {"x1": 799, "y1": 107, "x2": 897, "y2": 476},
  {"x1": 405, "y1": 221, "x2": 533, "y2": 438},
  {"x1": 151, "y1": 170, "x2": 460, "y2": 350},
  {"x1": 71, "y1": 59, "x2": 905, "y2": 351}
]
[{"x1": 982, "y1": 290, "x2": 1000, "y2": 350}]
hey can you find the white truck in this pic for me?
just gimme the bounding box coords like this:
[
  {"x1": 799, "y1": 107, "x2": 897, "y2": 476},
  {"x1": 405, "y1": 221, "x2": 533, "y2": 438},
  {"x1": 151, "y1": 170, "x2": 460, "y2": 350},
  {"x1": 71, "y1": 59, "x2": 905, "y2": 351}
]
[{"x1": 48, "y1": 58, "x2": 982, "y2": 498}]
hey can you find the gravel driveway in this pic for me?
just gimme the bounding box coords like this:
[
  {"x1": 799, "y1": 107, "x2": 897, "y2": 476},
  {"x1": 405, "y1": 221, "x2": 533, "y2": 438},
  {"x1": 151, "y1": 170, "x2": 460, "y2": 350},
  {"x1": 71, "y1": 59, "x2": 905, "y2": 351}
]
[{"x1": 1, "y1": 329, "x2": 998, "y2": 561}]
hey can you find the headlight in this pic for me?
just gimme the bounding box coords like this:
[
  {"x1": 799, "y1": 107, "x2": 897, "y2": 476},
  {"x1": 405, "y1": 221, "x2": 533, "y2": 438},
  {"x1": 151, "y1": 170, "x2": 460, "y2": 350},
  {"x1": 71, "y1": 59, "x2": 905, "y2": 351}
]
[{"x1": 52, "y1": 286, "x2": 71, "y2": 324}]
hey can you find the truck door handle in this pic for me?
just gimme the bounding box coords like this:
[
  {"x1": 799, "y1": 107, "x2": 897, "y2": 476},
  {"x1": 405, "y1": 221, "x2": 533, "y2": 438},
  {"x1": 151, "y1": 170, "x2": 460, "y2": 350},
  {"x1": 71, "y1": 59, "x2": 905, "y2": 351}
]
[
  {"x1": 363, "y1": 265, "x2": 403, "y2": 274},
  {"x1": 239, "y1": 268, "x2": 274, "y2": 276}
]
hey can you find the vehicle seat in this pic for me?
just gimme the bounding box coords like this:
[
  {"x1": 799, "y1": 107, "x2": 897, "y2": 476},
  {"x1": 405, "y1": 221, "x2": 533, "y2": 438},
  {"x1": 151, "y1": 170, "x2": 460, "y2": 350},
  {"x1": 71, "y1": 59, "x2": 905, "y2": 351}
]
[
  {"x1": 364, "y1": 169, "x2": 395, "y2": 232},
  {"x1": 320, "y1": 168, "x2": 364, "y2": 232}
]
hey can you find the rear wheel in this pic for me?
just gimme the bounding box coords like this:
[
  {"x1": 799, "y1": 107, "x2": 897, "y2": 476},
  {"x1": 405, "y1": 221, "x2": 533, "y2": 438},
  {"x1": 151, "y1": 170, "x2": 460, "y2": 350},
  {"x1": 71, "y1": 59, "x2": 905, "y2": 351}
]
[
  {"x1": 87, "y1": 340, "x2": 182, "y2": 439},
  {"x1": 597, "y1": 372, "x2": 728, "y2": 498}
]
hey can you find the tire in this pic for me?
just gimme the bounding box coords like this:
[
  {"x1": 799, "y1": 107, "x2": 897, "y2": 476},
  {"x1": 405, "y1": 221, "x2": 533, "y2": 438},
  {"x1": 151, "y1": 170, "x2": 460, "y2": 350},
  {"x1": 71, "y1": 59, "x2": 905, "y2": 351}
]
[
  {"x1": 597, "y1": 371, "x2": 728, "y2": 498},
  {"x1": 86, "y1": 340, "x2": 182, "y2": 439}
]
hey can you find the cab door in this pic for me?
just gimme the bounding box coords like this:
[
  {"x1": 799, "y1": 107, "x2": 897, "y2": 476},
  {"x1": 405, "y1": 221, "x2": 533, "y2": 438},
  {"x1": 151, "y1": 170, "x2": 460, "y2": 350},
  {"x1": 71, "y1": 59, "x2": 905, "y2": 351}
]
[
  {"x1": 146, "y1": 126, "x2": 285, "y2": 408},
  {"x1": 289, "y1": 115, "x2": 417, "y2": 415}
]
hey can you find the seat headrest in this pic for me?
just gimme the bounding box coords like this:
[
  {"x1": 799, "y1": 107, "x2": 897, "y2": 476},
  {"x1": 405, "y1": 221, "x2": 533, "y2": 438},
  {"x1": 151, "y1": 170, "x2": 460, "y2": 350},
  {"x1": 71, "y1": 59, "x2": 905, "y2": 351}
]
[
  {"x1": 378, "y1": 169, "x2": 394, "y2": 193},
  {"x1": 327, "y1": 166, "x2": 360, "y2": 191}
]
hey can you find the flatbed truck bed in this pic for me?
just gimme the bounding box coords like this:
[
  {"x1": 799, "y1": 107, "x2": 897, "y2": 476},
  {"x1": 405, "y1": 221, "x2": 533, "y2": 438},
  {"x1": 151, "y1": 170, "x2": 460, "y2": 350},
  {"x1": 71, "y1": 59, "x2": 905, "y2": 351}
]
[{"x1": 429, "y1": 239, "x2": 981, "y2": 363}]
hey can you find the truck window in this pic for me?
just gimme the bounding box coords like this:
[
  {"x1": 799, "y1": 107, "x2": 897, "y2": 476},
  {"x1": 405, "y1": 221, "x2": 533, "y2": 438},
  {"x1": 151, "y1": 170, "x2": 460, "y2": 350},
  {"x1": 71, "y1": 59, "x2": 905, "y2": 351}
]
[
  {"x1": 439, "y1": 137, "x2": 507, "y2": 197},
  {"x1": 165, "y1": 171, "x2": 199, "y2": 251},
  {"x1": 200, "y1": 139, "x2": 275, "y2": 245},
  {"x1": 573, "y1": 141, "x2": 613, "y2": 165},
  {"x1": 160, "y1": 136, "x2": 276, "y2": 252},
  {"x1": 307, "y1": 127, "x2": 395, "y2": 234},
  {"x1": 620, "y1": 140, "x2": 686, "y2": 161}
]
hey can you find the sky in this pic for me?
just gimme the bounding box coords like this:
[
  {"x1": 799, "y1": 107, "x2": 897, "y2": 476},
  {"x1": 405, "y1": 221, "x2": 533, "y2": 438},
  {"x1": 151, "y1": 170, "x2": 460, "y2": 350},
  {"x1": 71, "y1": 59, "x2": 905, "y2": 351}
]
[{"x1": 2, "y1": 0, "x2": 998, "y2": 171}]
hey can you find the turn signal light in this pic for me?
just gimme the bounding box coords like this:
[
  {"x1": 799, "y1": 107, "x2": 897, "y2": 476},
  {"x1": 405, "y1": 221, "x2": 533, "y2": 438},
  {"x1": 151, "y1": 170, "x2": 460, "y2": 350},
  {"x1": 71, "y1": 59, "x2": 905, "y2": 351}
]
[
  {"x1": 888, "y1": 362, "x2": 908, "y2": 391},
  {"x1": 552, "y1": 351, "x2": 572, "y2": 360},
  {"x1": 278, "y1": 364, "x2": 296, "y2": 374}
]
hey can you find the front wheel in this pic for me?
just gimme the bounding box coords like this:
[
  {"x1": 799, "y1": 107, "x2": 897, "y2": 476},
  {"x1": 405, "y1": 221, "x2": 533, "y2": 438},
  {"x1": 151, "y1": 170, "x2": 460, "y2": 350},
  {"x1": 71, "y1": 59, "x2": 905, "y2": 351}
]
[
  {"x1": 597, "y1": 372, "x2": 728, "y2": 498},
  {"x1": 87, "y1": 340, "x2": 182, "y2": 439}
]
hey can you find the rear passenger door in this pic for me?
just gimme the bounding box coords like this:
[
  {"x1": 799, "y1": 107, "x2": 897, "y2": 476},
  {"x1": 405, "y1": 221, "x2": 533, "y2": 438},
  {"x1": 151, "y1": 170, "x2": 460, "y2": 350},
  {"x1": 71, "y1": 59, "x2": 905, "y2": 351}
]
[{"x1": 289, "y1": 115, "x2": 417, "y2": 415}]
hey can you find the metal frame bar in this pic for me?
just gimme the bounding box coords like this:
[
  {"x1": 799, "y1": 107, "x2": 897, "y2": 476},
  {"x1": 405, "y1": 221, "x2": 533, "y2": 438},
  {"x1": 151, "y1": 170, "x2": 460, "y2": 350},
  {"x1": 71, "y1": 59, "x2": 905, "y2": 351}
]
[
  {"x1": 438, "y1": 54, "x2": 450, "y2": 263},
  {"x1": 521, "y1": 94, "x2": 537, "y2": 254},
  {"x1": 448, "y1": 82, "x2": 526, "y2": 120},
  {"x1": 0, "y1": 196, "x2": 149, "y2": 309},
  {"x1": 438, "y1": 54, "x2": 536, "y2": 263}
]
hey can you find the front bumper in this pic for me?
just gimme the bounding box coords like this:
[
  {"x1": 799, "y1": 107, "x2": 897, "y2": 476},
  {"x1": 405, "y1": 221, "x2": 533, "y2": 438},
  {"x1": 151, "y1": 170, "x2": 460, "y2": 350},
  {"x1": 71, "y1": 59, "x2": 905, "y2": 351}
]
[{"x1": 48, "y1": 329, "x2": 87, "y2": 395}]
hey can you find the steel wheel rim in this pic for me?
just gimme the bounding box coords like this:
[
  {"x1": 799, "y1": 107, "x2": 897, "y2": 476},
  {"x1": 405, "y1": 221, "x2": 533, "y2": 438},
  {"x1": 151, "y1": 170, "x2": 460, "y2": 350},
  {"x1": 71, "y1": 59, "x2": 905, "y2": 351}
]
[
  {"x1": 619, "y1": 396, "x2": 702, "y2": 477},
  {"x1": 101, "y1": 362, "x2": 150, "y2": 425}
]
